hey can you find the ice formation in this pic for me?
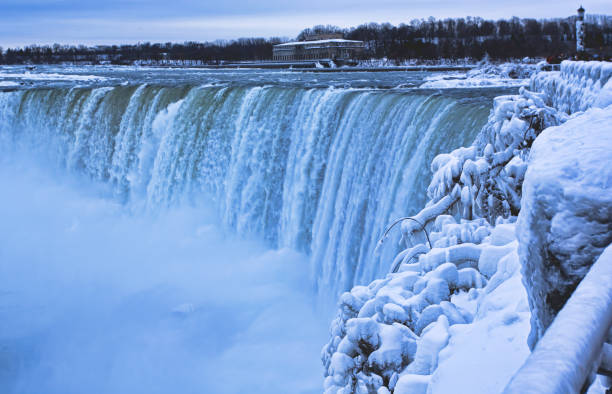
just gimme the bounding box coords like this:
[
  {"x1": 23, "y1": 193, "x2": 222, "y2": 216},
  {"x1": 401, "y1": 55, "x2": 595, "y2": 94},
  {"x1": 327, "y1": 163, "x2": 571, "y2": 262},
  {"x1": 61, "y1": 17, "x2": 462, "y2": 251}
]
[
  {"x1": 419, "y1": 62, "x2": 541, "y2": 89},
  {"x1": 323, "y1": 61, "x2": 612, "y2": 393},
  {"x1": 518, "y1": 104, "x2": 612, "y2": 348},
  {"x1": 322, "y1": 216, "x2": 530, "y2": 393},
  {"x1": 504, "y1": 244, "x2": 612, "y2": 394},
  {"x1": 531, "y1": 60, "x2": 612, "y2": 114}
]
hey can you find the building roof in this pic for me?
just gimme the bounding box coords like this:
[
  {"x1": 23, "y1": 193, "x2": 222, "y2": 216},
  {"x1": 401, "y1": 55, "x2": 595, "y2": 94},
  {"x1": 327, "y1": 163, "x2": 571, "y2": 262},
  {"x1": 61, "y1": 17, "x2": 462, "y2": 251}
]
[{"x1": 274, "y1": 39, "x2": 364, "y2": 47}]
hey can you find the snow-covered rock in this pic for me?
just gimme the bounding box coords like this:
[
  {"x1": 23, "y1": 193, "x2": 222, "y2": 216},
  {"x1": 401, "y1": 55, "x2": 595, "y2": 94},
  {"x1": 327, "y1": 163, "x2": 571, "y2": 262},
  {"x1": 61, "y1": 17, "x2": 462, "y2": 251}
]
[{"x1": 517, "y1": 104, "x2": 612, "y2": 348}]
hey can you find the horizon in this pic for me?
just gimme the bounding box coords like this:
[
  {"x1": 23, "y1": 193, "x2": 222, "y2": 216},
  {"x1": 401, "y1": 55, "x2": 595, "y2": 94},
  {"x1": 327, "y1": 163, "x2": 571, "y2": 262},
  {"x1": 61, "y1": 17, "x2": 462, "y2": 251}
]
[{"x1": 2, "y1": 0, "x2": 612, "y2": 48}]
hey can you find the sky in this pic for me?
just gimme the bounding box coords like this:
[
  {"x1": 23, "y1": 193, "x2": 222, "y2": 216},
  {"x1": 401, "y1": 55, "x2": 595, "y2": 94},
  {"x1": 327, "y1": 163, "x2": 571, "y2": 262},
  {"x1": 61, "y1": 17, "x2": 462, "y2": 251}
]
[{"x1": 1, "y1": 0, "x2": 611, "y2": 48}]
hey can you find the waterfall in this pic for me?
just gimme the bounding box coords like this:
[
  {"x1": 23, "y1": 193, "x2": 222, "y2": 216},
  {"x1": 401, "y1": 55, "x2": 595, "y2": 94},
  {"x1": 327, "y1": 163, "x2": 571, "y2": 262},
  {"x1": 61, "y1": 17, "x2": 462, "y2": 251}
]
[{"x1": 0, "y1": 84, "x2": 491, "y2": 296}]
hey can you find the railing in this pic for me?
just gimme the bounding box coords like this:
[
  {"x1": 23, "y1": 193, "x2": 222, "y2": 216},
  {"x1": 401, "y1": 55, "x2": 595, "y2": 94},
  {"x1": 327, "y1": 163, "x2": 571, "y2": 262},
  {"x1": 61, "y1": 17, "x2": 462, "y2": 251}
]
[
  {"x1": 503, "y1": 244, "x2": 612, "y2": 393},
  {"x1": 374, "y1": 216, "x2": 433, "y2": 274}
]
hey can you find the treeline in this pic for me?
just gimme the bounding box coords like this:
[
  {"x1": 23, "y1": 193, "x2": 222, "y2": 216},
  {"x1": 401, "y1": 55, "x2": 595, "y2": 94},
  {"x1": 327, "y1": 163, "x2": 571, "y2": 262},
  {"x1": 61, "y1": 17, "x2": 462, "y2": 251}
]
[
  {"x1": 1, "y1": 15, "x2": 611, "y2": 64},
  {"x1": 0, "y1": 38, "x2": 282, "y2": 65},
  {"x1": 308, "y1": 16, "x2": 612, "y2": 60}
]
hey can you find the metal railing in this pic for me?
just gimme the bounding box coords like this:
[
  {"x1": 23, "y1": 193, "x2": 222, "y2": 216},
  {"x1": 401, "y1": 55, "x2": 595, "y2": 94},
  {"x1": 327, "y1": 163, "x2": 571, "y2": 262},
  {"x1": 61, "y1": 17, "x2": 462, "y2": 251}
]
[
  {"x1": 374, "y1": 216, "x2": 433, "y2": 274},
  {"x1": 503, "y1": 244, "x2": 612, "y2": 394}
]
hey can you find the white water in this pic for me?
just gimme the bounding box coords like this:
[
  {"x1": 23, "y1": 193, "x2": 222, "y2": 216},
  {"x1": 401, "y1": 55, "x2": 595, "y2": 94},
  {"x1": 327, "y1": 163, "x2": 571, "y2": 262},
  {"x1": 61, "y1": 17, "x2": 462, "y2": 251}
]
[{"x1": 0, "y1": 85, "x2": 490, "y2": 296}]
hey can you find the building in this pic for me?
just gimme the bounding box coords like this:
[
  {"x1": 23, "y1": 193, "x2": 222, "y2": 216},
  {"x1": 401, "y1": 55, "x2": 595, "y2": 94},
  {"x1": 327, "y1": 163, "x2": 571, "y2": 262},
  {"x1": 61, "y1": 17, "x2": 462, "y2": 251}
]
[
  {"x1": 576, "y1": 5, "x2": 586, "y2": 52},
  {"x1": 273, "y1": 34, "x2": 365, "y2": 62}
]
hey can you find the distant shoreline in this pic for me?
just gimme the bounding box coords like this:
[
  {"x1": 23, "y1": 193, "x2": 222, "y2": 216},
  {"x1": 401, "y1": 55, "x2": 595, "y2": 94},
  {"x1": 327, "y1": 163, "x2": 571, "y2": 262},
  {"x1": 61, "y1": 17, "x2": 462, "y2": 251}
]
[
  {"x1": 1, "y1": 62, "x2": 477, "y2": 72},
  {"x1": 151, "y1": 63, "x2": 476, "y2": 72}
]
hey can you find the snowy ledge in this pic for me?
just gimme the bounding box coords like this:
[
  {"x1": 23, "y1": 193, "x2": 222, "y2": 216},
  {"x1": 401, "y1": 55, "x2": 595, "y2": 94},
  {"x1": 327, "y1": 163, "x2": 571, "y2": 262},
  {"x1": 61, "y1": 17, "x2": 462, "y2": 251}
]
[
  {"x1": 505, "y1": 244, "x2": 612, "y2": 394},
  {"x1": 322, "y1": 61, "x2": 612, "y2": 393}
]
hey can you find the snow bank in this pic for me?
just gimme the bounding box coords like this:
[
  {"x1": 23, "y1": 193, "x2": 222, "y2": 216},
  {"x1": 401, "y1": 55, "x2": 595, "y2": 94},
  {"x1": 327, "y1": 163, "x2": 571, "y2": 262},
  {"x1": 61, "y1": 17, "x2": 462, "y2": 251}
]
[
  {"x1": 431, "y1": 251, "x2": 530, "y2": 393},
  {"x1": 0, "y1": 81, "x2": 20, "y2": 88},
  {"x1": 420, "y1": 77, "x2": 528, "y2": 89},
  {"x1": 517, "y1": 104, "x2": 612, "y2": 348},
  {"x1": 0, "y1": 72, "x2": 108, "y2": 82},
  {"x1": 420, "y1": 62, "x2": 539, "y2": 89},
  {"x1": 531, "y1": 60, "x2": 612, "y2": 114},
  {"x1": 505, "y1": 244, "x2": 612, "y2": 394},
  {"x1": 322, "y1": 217, "x2": 530, "y2": 393}
]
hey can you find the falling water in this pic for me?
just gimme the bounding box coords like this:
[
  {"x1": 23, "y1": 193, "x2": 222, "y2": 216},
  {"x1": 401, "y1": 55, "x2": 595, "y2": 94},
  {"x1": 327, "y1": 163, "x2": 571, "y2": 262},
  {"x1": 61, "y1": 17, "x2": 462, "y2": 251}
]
[{"x1": 0, "y1": 84, "x2": 491, "y2": 296}]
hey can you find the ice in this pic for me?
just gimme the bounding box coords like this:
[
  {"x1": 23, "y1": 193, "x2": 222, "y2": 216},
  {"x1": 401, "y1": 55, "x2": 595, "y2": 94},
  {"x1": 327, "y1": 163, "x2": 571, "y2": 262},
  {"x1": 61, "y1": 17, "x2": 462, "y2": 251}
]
[
  {"x1": 478, "y1": 242, "x2": 517, "y2": 278},
  {"x1": 329, "y1": 352, "x2": 356, "y2": 381},
  {"x1": 0, "y1": 72, "x2": 109, "y2": 81},
  {"x1": 420, "y1": 77, "x2": 529, "y2": 89},
  {"x1": 346, "y1": 318, "x2": 380, "y2": 348},
  {"x1": 457, "y1": 268, "x2": 486, "y2": 290},
  {"x1": 405, "y1": 315, "x2": 450, "y2": 374},
  {"x1": 419, "y1": 62, "x2": 539, "y2": 89},
  {"x1": 517, "y1": 103, "x2": 612, "y2": 347},
  {"x1": 489, "y1": 223, "x2": 517, "y2": 246},
  {"x1": 531, "y1": 60, "x2": 612, "y2": 114}
]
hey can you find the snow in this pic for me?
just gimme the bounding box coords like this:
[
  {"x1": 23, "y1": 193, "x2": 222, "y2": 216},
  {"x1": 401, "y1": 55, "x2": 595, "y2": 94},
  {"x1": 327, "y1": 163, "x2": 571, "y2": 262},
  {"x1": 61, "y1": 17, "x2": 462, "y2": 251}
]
[
  {"x1": 394, "y1": 374, "x2": 430, "y2": 394},
  {"x1": 322, "y1": 217, "x2": 529, "y2": 393},
  {"x1": 517, "y1": 103, "x2": 612, "y2": 347},
  {"x1": 531, "y1": 60, "x2": 612, "y2": 114},
  {"x1": 431, "y1": 268, "x2": 530, "y2": 393},
  {"x1": 420, "y1": 77, "x2": 529, "y2": 89},
  {"x1": 0, "y1": 72, "x2": 108, "y2": 82},
  {"x1": 505, "y1": 245, "x2": 612, "y2": 393},
  {"x1": 324, "y1": 61, "x2": 612, "y2": 393},
  {"x1": 0, "y1": 81, "x2": 20, "y2": 87},
  {"x1": 419, "y1": 62, "x2": 539, "y2": 89},
  {"x1": 274, "y1": 39, "x2": 363, "y2": 47},
  {"x1": 401, "y1": 80, "x2": 569, "y2": 242}
]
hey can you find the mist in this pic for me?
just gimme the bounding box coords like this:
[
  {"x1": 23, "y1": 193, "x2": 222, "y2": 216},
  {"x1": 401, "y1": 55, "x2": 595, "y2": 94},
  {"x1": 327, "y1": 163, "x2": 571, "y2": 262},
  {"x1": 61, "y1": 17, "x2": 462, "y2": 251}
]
[{"x1": 0, "y1": 151, "x2": 327, "y2": 394}]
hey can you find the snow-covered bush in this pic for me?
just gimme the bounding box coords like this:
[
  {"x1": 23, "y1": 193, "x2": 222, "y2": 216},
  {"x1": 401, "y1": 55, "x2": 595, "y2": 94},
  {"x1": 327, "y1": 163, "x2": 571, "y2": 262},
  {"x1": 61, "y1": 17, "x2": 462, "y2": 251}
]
[
  {"x1": 400, "y1": 86, "x2": 566, "y2": 247},
  {"x1": 322, "y1": 217, "x2": 527, "y2": 393}
]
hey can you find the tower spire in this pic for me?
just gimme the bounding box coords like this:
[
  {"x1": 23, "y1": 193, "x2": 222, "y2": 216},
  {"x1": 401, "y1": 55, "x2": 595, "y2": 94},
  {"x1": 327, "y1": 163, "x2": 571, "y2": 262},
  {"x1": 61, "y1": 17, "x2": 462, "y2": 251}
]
[{"x1": 576, "y1": 5, "x2": 586, "y2": 52}]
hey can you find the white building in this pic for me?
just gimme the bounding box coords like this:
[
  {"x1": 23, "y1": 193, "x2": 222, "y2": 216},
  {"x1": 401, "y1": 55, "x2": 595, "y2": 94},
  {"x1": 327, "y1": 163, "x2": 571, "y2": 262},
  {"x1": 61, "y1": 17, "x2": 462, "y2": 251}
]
[{"x1": 273, "y1": 34, "x2": 365, "y2": 61}]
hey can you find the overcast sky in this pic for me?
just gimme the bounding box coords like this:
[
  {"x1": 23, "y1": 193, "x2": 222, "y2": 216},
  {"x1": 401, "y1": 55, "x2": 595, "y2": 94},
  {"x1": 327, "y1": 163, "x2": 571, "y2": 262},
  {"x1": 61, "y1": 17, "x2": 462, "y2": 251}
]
[{"x1": 2, "y1": 0, "x2": 611, "y2": 48}]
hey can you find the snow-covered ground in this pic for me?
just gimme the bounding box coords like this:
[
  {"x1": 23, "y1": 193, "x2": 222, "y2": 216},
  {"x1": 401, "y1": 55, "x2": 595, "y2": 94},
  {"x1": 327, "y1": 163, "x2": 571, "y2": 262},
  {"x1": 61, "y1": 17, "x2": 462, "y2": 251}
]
[
  {"x1": 322, "y1": 217, "x2": 531, "y2": 394},
  {"x1": 0, "y1": 71, "x2": 109, "y2": 83},
  {"x1": 322, "y1": 60, "x2": 612, "y2": 393},
  {"x1": 420, "y1": 62, "x2": 541, "y2": 89},
  {"x1": 0, "y1": 81, "x2": 20, "y2": 87}
]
